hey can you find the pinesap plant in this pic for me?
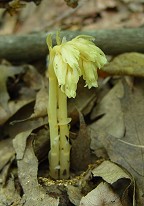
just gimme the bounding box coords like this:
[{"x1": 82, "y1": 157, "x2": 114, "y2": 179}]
[{"x1": 46, "y1": 32, "x2": 107, "y2": 179}]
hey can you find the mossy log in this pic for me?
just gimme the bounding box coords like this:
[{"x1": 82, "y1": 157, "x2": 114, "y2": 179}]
[{"x1": 0, "y1": 28, "x2": 144, "y2": 62}]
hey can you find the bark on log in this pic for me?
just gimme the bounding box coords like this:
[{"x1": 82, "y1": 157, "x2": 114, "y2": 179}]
[{"x1": 0, "y1": 28, "x2": 144, "y2": 62}]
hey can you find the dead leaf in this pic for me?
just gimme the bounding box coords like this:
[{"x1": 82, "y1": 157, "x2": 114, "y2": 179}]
[
  {"x1": 67, "y1": 185, "x2": 82, "y2": 206},
  {"x1": 92, "y1": 161, "x2": 130, "y2": 184},
  {"x1": 0, "y1": 155, "x2": 15, "y2": 187},
  {"x1": 90, "y1": 78, "x2": 144, "y2": 205},
  {"x1": 30, "y1": 85, "x2": 48, "y2": 119},
  {"x1": 13, "y1": 129, "x2": 32, "y2": 160},
  {"x1": 0, "y1": 13, "x2": 17, "y2": 35},
  {"x1": 0, "y1": 64, "x2": 24, "y2": 112},
  {"x1": 95, "y1": 0, "x2": 117, "y2": 11},
  {"x1": 0, "y1": 65, "x2": 43, "y2": 125},
  {"x1": 17, "y1": 0, "x2": 70, "y2": 33},
  {"x1": 68, "y1": 78, "x2": 97, "y2": 123},
  {"x1": 22, "y1": 65, "x2": 43, "y2": 91},
  {"x1": 102, "y1": 53, "x2": 144, "y2": 77},
  {"x1": 33, "y1": 127, "x2": 50, "y2": 162},
  {"x1": 0, "y1": 177, "x2": 21, "y2": 206},
  {"x1": 92, "y1": 161, "x2": 134, "y2": 206},
  {"x1": 80, "y1": 182, "x2": 123, "y2": 206},
  {"x1": 0, "y1": 98, "x2": 34, "y2": 125},
  {"x1": 70, "y1": 111, "x2": 91, "y2": 172},
  {"x1": 90, "y1": 80, "x2": 125, "y2": 158},
  {"x1": 13, "y1": 130, "x2": 59, "y2": 206},
  {"x1": 0, "y1": 138, "x2": 15, "y2": 171}
]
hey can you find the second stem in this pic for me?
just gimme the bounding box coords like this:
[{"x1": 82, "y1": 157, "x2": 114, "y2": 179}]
[{"x1": 58, "y1": 87, "x2": 71, "y2": 179}]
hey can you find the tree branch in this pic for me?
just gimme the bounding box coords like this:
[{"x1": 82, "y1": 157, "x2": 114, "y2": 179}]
[{"x1": 0, "y1": 28, "x2": 144, "y2": 62}]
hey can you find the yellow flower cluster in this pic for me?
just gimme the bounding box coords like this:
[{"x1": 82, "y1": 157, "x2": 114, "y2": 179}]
[{"x1": 47, "y1": 35, "x2": 107, "y2": 98}]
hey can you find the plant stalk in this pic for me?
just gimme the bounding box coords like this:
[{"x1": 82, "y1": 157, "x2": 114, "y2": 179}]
[
  {"x1": 58, "y1": 87, "x2": 71, "y2": 179},
  {"x1": 47, "y1": 56, "x2": 60, "y2": 179}
]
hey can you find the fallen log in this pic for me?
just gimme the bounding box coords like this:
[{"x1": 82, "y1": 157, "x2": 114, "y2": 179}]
[{"x1": 0, "y1": 28, "x2": 144, "y2": 62}]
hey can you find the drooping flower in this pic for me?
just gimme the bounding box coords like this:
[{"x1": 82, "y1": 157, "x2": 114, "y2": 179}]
[{"x1": 47, "y1": 34, "x2": 107, "y2": 98}]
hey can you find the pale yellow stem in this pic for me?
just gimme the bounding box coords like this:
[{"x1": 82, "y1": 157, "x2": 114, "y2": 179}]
[
  {"x1": 47, "y1": 55, "x2": 60, "y2": 179},
  {"x1": 58, "y1": 87, "x2": 71, "y2": 179}
]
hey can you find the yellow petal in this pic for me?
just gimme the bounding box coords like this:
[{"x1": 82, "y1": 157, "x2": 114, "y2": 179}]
[
  {"x1": 53, "y1": 53, "x2": 67, "y2": 86},
  {"x1": 61, "y1": 66, "x2": 79, "y2": 98},
  {"x1": 82, "y1": 61, "x2": 98, "y2": 88},
  {"x1": 72, "y1": 37, "x2": 107, "y2": 64},
  {"x1": 61, "y1": 43, "x2": 81, "y2": 74}
]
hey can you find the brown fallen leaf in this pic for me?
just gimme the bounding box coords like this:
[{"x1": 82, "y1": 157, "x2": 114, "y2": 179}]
[
  {"x1": 30, "y1": 85, "x2": 48, "y2": 119},
  {"x1": 90, "y1": 78, "x2": 144, "y2": 206},
  {"x1": 0, "y1": 156, "x2": 15, "y2": 188},
  {"x1": 68, "y1": 79, "x2": 97, "y2": 115},
  {"x1": 0, "y1": 138, "x2": 15, "y2": 171},
  {"x1": 0, "y1": 65, "x2": 43, "y2": 125},
  {"x1": 67, "y1": 184, "x2": 83, "y2": 206},
  {"x1": 0, "y1": 177, "x2": 21, "y2": 206},
  {"x1": 102, "y1": 53, "x2": 144, "y2": 77},
  {"x1": 0, "y1": 63, "x2": 24, "y2": 112},
  {"x1": 13, "y1": 130, "x2": 32, "y2": 160},
  {"x1": 92, "y1": 160, "x2": 133, "y2": 206},
  {"x1": 92, "y1": 160, "x2": 130, "y2": 184},
  {"x1": 13, "y1": 130, "x2": 59, "y2": 206},
  {"x1": 80, "y1": 182, "x2": 123, "y2": 206},
  {"x1": 70, "y1": 110, "x2": 91, "y2": 172},
  {"x1": 0, "y1": 98, "x2": 34, "y2": 125},
  {"x1": 90, "y1": 80, "x2": 125, "y2": 158}
]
